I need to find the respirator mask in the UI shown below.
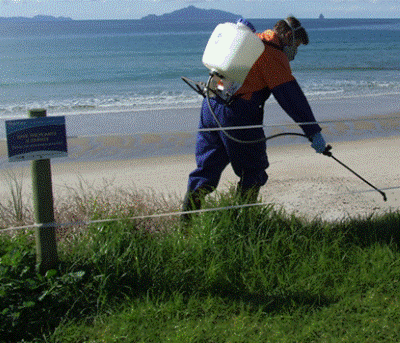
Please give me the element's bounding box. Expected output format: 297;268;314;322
283;45;297;61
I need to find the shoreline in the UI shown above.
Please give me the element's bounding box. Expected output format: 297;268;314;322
1;135;399;222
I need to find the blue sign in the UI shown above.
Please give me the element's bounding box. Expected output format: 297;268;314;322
6;116;68;162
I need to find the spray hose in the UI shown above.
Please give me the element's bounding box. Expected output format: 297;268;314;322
182;74;388;201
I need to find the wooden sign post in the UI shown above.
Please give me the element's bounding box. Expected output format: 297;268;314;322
31;110;59;274
5;109;68;274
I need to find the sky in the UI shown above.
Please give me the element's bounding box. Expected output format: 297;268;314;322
0;0;399;20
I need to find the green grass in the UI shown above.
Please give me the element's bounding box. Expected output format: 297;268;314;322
1;188;400;342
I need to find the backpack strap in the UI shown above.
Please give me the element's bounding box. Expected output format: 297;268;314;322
262;40;283;51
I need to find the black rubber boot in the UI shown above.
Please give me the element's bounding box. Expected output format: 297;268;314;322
180;190;204;223
235;184;261;204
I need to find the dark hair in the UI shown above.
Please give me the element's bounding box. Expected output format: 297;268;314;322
274;16;309;45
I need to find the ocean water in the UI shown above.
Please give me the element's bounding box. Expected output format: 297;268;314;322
0;18;399;119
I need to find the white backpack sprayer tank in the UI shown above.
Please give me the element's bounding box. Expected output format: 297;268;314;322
202;18;265;100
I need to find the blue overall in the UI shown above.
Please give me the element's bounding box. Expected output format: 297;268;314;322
187;89;271;194
186;80;322;195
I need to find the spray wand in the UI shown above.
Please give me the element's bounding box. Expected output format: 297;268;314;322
322;145;387;202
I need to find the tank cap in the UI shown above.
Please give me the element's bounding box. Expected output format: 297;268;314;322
237;18;256;33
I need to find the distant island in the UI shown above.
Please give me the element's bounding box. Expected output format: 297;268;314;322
140;6;240;23
0;15;73;22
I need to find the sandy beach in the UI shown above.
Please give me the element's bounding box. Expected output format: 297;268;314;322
1;134;399;222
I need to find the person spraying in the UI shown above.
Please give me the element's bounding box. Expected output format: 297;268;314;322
182;16;328;221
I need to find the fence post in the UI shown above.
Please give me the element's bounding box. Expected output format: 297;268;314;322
29;109;58;274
